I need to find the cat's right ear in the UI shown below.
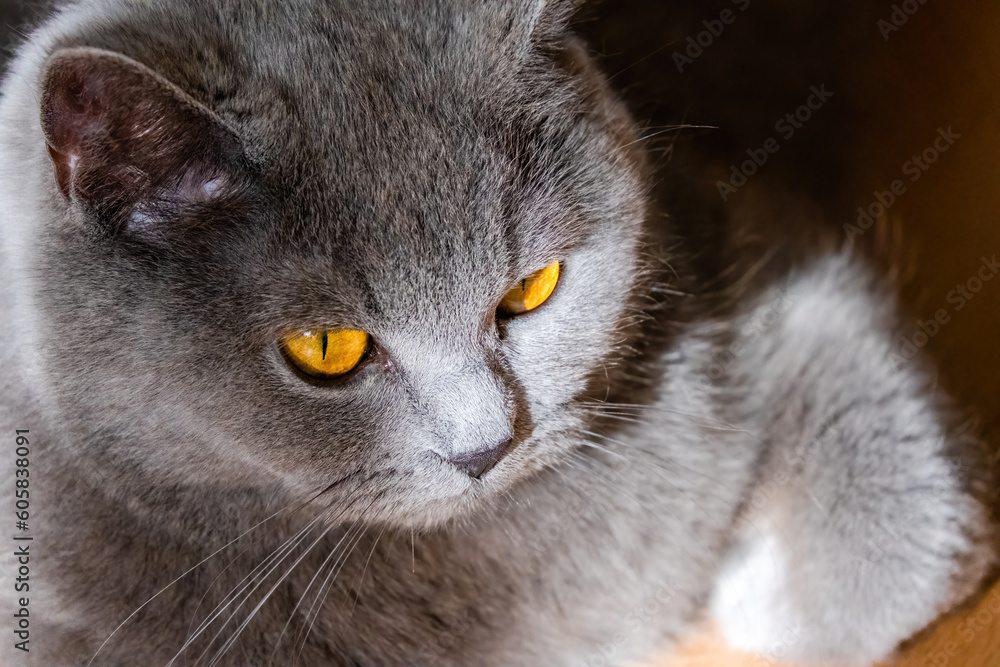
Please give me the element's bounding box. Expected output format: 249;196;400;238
526;0;581;39
497;0;581;49
39;47;247;240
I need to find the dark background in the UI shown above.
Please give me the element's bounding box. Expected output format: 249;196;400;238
3;2;998;664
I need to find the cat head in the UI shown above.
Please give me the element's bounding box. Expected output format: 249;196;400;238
27;0;652;529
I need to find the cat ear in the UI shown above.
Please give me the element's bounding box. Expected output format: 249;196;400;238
39;47;245;238
528;0;580;34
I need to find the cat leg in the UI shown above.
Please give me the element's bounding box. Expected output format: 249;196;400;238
710;254;996;665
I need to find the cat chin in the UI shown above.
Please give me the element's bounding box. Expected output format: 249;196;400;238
326;488;499;532
336;457;558;531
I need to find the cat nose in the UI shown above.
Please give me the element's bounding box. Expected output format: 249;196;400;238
447;437;515;478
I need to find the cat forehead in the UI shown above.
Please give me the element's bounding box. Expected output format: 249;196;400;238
63;1;590;231
265;123;584;259
68;0;559;104
215;5;594;274
237;10;577;194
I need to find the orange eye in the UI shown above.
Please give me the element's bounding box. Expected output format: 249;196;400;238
281;329;370;379
497;262;560;317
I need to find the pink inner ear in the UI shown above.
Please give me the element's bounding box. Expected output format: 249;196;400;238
41;55;112;198
46;145;79;198
38;48;245;236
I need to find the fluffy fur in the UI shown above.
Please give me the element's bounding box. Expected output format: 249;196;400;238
0;1;994;665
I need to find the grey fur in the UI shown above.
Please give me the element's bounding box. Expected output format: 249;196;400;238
0;1;994;665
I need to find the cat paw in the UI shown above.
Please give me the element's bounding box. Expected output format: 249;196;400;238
710;534;812;663
710;507;995;666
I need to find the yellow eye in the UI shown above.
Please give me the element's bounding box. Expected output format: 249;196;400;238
498;262;560;317
281;329;370;379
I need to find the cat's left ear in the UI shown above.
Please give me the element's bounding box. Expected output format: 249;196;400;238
39;47;247;239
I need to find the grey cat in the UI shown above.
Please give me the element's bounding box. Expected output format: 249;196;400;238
0;1;995;666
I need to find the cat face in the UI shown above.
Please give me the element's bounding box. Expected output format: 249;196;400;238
31;0;649;528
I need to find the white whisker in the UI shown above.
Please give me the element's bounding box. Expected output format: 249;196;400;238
172;513;327;666
87;501;301;667
293;523;371;664
205;522;337;666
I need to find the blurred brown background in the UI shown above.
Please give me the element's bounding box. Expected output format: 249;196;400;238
3;1;998;665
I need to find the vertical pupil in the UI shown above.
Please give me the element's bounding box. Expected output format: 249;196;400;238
322;331;328;360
